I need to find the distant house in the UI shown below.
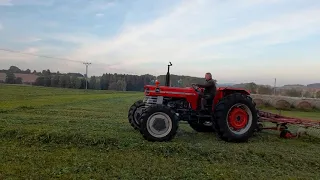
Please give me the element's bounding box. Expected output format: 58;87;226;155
0;72;38;84
14;73;38;84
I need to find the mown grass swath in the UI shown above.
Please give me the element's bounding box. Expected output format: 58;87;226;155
0;85;320;179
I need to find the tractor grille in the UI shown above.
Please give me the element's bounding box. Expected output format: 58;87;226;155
143;96;164;108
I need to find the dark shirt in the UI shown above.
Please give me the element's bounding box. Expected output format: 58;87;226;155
197;79;216;96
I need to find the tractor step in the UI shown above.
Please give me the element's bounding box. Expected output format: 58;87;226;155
197;114;212;118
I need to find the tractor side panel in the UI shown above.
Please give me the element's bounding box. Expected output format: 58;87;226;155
213;90;224;106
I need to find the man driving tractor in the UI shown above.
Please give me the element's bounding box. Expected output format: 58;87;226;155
193;72;217;111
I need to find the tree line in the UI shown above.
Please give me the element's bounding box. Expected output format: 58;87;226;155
1;66;207;91
1;66;320;98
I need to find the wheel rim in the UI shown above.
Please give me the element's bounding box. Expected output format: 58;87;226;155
134;106;143;125
226;103;252;135
146;112;172;138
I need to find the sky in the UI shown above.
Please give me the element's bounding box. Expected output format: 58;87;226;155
0;0;320;86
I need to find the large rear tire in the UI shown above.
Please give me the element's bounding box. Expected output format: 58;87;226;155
139;104;179;142
214;93;258;142
128;100;145;130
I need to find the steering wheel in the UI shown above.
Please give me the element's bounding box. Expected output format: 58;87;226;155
191;84;201;93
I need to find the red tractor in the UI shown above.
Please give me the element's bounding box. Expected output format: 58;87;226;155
128;62;258;142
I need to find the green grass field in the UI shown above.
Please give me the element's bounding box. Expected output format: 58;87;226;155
1;84;320;179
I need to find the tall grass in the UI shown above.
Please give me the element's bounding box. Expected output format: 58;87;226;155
1;85;320;179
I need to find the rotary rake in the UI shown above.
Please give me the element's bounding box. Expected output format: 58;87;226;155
257;110;320;139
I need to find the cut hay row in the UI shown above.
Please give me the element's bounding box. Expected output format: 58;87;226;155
250;94;320;110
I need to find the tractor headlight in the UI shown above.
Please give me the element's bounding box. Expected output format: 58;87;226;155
145;88;150;95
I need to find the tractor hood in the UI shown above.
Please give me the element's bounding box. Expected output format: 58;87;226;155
144;85;198;96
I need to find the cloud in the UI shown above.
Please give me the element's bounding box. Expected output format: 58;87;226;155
198;8;320;47
0;46;86;73
45;21;59;28
15;37;42;43
0;47;39;62
60;0;320;77
23;47;39;53
65;0;207;64
47;33;100;44
0;0;12;6
1;0;319;85
88;0;116;11
9;0;55;6
93;24;103;28
95;13;104;17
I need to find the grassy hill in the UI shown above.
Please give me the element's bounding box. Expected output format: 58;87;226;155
0;85;320;179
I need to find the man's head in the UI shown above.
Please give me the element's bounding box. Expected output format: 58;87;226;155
205;72;212;80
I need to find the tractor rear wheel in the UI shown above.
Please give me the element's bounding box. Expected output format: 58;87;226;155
214;93;258;142
139;104;179;142
128;100;145;130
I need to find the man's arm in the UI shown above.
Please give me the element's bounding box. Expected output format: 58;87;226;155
197;80;215;88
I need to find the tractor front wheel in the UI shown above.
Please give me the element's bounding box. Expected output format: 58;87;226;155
128;100;145;130
139;104;179;142
214;93;258;142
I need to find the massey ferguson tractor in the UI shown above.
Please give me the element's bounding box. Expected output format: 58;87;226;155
128;62;259;142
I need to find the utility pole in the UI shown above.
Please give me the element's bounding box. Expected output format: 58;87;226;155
83;62;92;90
274;78;277;95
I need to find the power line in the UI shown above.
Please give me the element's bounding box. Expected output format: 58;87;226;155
0;48;85;63
0;48;122;67
0;47;142;77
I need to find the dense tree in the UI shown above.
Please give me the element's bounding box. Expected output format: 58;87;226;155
51;75;60;87
34;76;45;86
59;75;71;88
9;66;21;73
99;74;109;90
108;82;118;90
15;77;23;84
69;76;77;89
43;69;51;87
67;73;84;77
75;78;83;89
80;79;88;89
89;76;97;89
316;91;320;98
95;79;101;90
257;85;273;95
117;80;127;91
5;71;16;84
244;82;258;94
24;69;31;74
